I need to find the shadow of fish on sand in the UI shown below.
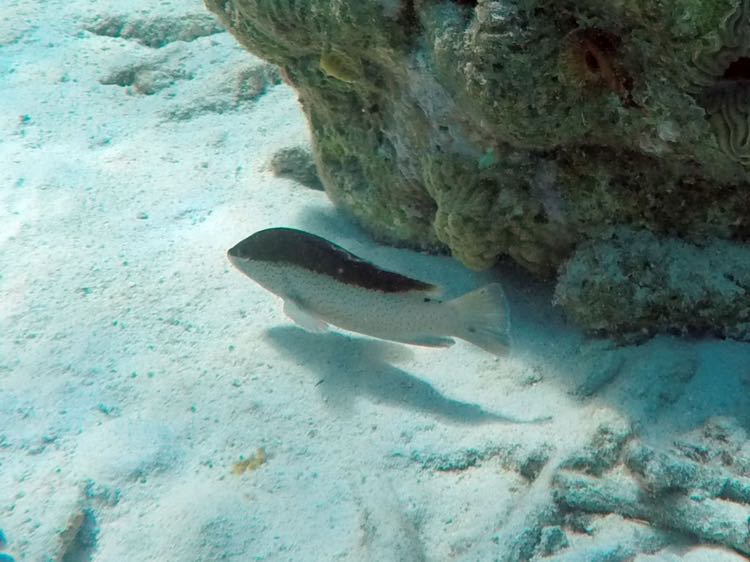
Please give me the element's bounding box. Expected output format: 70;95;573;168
265;326;550;425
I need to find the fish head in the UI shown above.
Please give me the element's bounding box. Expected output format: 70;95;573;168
228;228;300;261
227;233;267;279
227;237;253;266
227;229;301;291
228;228;322;278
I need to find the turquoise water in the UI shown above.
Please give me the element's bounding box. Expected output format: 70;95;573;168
1;1;750;561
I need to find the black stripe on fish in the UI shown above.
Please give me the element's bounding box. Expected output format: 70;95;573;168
228;227;437;293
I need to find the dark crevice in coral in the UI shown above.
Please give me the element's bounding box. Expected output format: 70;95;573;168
562;28;636;107
723;57;750;81
584;51;599;73
399;0;421;46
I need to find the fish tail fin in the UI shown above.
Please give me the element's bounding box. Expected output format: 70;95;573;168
446;283;511;356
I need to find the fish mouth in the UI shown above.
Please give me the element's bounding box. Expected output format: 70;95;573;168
227;249;245;267
227;245;245;271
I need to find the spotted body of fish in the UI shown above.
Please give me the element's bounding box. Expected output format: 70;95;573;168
227;228;511;355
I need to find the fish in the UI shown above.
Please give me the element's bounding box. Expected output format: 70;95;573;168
227;227;511;355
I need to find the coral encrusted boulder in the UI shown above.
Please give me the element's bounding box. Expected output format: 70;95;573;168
205;0;750;340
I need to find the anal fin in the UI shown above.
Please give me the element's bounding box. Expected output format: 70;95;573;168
395;335;455;348
283;299;329;333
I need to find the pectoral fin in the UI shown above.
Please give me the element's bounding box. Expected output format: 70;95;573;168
283;299;329;333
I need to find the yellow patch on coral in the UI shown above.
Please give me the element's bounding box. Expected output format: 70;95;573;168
232;447;267;475
319;53;361;83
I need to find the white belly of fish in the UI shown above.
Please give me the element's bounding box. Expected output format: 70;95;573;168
258;263;453;344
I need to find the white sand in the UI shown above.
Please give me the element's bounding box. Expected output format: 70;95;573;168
1;1;750;561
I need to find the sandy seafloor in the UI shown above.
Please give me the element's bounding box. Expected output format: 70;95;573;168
2;1;750;561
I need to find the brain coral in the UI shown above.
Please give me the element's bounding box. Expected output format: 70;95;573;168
206;0;750;340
